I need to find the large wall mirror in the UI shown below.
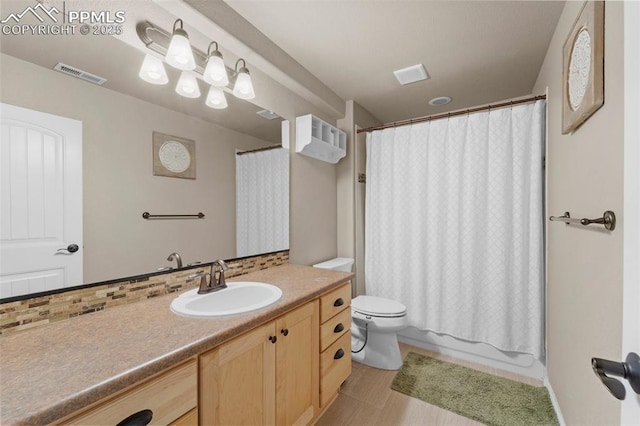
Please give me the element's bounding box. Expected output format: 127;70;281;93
0;1;289;298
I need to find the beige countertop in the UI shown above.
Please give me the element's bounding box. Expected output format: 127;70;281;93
0;264;353;425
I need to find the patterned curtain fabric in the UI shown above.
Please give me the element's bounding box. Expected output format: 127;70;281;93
236;148;289;257
365;100;545;357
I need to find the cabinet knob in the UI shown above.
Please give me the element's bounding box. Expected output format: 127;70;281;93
333;298;344;307
116;409;153;426
269;335;277;343
333;323;344;333
280;328;289;336
334;348;345;360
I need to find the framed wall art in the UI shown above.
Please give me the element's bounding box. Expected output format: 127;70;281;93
562;1;605;134
152;131;196;179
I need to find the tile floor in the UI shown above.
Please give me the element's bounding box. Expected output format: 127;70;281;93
316;342;542;425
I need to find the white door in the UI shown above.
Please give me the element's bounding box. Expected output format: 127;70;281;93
0;103;82;299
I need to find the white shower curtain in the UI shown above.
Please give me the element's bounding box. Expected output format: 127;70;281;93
365;100;545;357
236;148;289;258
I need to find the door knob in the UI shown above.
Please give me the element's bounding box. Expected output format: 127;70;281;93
591;352;640;400
57;244;79;253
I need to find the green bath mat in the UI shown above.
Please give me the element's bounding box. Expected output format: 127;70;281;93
391;352;559;426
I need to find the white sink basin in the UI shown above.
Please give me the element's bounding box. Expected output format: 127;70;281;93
170;282;283;318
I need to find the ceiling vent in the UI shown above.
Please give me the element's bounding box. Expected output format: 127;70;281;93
393;64;429;85
53;63;107;85
429;96;452;106
256;110;281;120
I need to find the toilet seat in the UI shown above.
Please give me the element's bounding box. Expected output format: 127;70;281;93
352;295;406;318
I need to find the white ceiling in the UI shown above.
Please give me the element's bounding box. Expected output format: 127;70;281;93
223;0;565;123
1;0;565;128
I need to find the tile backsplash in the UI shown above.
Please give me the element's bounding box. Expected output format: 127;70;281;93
0;251;289;336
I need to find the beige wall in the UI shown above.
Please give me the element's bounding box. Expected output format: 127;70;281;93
337;100;380;295
533;2;624;424
1;53;271;284
336;102;356;260
289;154;338;266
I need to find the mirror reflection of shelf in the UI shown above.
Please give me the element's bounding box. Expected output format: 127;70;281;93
296;114;346;164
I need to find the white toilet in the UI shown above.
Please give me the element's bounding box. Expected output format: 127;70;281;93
312;257;408;371
351;295;408;370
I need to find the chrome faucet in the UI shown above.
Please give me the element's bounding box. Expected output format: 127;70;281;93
212;259;230;290
167;252;183;269
192;272;213;294
192;260;230;294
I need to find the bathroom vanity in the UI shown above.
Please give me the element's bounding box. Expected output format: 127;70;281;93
0;264;353;425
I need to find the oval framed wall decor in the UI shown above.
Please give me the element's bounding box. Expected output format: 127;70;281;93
561;1;605;135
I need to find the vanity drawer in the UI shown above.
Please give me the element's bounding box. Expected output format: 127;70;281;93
61;360;197;426
320;283;351;323
320;308;351;352
320;332;351;407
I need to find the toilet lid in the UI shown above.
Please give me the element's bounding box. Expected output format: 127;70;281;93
352;295;407;317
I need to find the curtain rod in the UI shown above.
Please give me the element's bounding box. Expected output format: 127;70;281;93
357;94;547;134
236;145;282;155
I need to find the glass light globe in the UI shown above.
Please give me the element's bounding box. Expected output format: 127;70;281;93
165;31;196;71
204;54;229;87
138;54;168;85
175;72;201;98
206;86;228;109
233;71;255;100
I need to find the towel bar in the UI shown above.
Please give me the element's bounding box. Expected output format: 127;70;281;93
142;212;205;219
548;210;616;231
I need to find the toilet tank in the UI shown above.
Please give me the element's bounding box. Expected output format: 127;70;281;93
312;257;354;272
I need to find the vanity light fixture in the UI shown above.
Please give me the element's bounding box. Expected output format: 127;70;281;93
232;59;255;100
165;19;196;71
136;20;258;108
139;54;168;85
203;42;229;87
175;71;201;98
206;86;228;109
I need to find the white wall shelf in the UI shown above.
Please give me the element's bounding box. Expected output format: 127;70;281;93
295;114;346;164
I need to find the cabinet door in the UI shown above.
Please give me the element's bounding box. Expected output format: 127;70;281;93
199;323;276;425
275;301;319;425
60;360;197;425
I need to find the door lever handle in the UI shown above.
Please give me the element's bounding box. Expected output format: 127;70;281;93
591;352;640;400
57;244;79;253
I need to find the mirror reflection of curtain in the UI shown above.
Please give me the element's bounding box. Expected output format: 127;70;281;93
236;148;289;257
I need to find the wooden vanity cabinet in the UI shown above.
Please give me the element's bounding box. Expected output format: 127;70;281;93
318;282;352;408
54;281;351;426
199;301;319;425
57;359;197;426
